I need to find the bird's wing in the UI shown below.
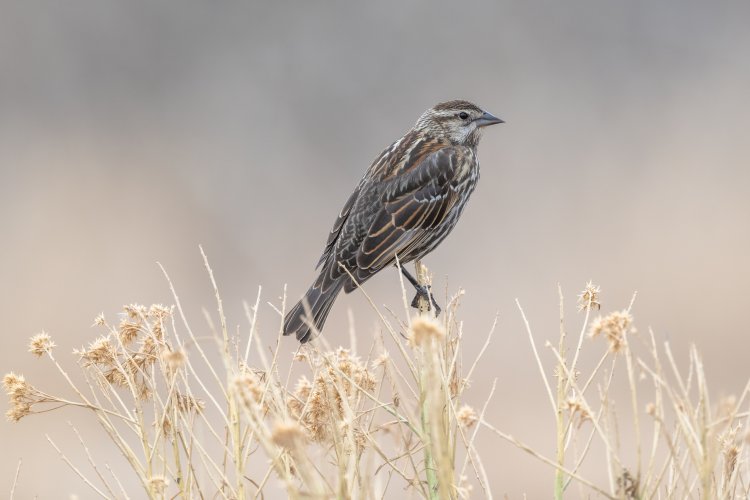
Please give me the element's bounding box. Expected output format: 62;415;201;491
355;146;468;272
316;184;360;269
313;133;420;270
314;132;443;271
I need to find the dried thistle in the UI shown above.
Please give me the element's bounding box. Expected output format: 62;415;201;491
287;376;312;419
457;405;478;428
117;319;141;345
76;336;118;367
123;304;147;319
408;316;446;347
332;347;377;394
175;393;205;414
589;310;634;353
271;421;306;450
234;371;263;408
577;281;601;312
148;304;172;320
148;475;169;496
3;372;50;422
289;349;375;447
565;396;591;428
28;332;55;358
372;351;389;369
92;313;106;326
720;425;742;482
161;349;186;374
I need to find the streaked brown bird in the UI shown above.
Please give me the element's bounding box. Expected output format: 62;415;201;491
284;100;503;342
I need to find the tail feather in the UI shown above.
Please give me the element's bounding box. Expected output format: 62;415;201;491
283;281;343;343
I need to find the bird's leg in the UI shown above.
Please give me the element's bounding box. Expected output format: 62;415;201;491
400;266;441;316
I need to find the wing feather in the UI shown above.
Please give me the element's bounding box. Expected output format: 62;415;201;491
316;185;360;269
355;147;466;271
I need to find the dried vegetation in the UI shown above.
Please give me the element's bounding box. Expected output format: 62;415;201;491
4;254;749;499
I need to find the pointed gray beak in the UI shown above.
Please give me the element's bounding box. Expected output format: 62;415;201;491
475;111;504;127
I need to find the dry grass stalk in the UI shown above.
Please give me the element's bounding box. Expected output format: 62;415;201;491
4;254;491;499
504;282;750;499
4;258;749;499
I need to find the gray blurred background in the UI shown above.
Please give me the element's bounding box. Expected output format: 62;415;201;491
2;0;749;497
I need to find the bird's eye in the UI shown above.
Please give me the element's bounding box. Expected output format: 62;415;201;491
458;112;469;120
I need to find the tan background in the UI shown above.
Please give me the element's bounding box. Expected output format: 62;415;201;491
2;1;749;497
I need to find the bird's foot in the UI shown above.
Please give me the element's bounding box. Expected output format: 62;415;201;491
410;285;441;316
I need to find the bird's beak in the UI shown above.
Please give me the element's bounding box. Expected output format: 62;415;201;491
475;111;504;127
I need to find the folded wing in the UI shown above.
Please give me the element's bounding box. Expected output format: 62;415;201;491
350;147;467;287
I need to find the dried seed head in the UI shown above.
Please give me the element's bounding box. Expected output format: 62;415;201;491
3;373;30;401
336;419;367;452
456;405;478;428
331;348;376;393
161;350;186;373
92;313;106;327
720;425;742;481
148;304;172;320
294;375;312;398
372;352;389;369
6;402;32;422
124;304;147;319
118;319;141;345
723;443;739;480
565;397;591;428
408;316;446;347
645;402;656;417
175;393;205;414
77;336;117;367
149;321;164;341
289;349;376;445
158;416;172;434
4;373;42;422
271;421;306;450
577;281;601;312
288;376;312;418
148;476;169;495
234;372;263;407
137;384;153;401
28;332;55;357
589;310;634;353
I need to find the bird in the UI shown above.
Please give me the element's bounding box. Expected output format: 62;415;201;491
283;100;503;342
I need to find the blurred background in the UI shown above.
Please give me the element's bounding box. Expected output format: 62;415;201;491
2;0;749;497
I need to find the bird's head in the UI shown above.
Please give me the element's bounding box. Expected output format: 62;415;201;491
415;100;504;147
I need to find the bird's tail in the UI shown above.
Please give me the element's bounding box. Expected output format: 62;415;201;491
283;281;344;343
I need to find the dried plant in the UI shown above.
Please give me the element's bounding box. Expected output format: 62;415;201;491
488;282;750;499
4;251;494;499
5;259;749;499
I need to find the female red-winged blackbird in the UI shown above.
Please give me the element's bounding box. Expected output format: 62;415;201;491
284;100;503;342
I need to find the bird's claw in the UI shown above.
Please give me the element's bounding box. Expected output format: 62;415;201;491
410;285;441;316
